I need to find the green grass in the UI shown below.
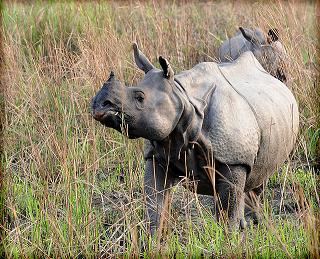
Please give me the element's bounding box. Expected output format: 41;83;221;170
2;1;319;257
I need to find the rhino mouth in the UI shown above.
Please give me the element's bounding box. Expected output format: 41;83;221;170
93;108;139;139
97;109;122;127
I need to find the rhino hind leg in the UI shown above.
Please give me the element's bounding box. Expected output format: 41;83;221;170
245;184;263;225
215;164;247;230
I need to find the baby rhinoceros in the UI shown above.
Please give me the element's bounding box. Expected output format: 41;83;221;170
219;27;287;82
91;43;299;235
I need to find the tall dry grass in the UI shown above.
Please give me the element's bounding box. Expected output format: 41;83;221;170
2;1;319;257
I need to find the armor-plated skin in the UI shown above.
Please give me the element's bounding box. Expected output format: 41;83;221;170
91;44;299;235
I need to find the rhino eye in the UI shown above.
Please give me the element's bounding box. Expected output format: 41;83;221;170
135;92;145;103
134;91;145;109
102;100;112;107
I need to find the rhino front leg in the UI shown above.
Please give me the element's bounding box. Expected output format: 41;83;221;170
215;164;247;230
144;158;173;236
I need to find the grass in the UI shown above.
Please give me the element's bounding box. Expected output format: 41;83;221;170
2;0;319;257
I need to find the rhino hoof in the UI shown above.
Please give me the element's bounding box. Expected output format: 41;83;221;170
240;218;247;230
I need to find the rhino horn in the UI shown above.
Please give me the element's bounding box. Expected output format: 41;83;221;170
132;43;155;74
159;56;174;80
239;26;261;46
108;71;115;81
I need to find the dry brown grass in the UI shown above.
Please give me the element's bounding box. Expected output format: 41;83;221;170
2;1;319;257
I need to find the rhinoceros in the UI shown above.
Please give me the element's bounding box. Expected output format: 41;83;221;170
219;27;287;82
91;43;299;234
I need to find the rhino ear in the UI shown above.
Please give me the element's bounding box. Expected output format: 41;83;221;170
159;56;174;80
268;28;279;42
239;27;261;46
132;43;154;73
107;71;115;81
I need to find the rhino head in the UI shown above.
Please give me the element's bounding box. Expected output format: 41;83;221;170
90;71;130;134
239;27;287;82
91;43;198;144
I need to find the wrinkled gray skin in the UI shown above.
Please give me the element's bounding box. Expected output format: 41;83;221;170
91;44;299;235
219;27;287;82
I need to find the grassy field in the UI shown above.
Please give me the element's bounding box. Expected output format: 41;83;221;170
2;1;320;257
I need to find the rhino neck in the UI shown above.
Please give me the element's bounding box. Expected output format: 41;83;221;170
152;79;210;161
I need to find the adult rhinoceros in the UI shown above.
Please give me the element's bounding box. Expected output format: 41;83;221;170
219;27;287;82
91;43;299;235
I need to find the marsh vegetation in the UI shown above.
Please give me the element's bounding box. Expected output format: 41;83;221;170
2;1;319;257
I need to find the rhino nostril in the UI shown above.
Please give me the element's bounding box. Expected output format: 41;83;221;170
93;110;105;120
102;100;113;107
